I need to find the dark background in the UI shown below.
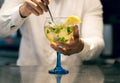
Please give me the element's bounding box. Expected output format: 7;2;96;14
101;0;120;58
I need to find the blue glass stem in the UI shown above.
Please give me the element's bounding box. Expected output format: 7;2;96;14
56;52;62;67
56;75;62;83
48;52;69;74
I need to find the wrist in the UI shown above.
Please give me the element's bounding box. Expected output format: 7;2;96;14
78;39;84;52
19;4;31;18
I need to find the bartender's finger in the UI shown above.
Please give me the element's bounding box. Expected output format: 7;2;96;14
41;0;50;5
26;5;39;15
73;25;79;40
26;0;43;15
57;42;70;48
50;44;66;53
34;0;48;12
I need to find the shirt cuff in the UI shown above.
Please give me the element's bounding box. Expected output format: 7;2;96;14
10;4;26;30
71;38;93;61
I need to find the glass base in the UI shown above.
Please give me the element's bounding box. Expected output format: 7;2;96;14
48;67;69;74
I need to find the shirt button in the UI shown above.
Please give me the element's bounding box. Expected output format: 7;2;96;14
10;25;16;29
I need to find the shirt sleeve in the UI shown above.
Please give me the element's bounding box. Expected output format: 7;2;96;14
0;0;26;37
72;0;105;60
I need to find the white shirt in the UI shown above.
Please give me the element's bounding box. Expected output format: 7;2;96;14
0;0;104;68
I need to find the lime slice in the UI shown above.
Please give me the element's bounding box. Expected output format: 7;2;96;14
65;15;82;25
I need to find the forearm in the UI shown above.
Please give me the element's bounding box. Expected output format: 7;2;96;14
0;4;26;37
75;0;105;60
77;37;104;60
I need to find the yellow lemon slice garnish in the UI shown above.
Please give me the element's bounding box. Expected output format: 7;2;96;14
65;15;82;25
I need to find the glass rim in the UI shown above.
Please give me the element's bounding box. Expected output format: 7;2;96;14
46;17;68;19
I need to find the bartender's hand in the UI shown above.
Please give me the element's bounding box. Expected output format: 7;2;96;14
51;25;84;56
19;0;49;17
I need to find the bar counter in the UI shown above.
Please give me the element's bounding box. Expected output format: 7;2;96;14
0;64;120;83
